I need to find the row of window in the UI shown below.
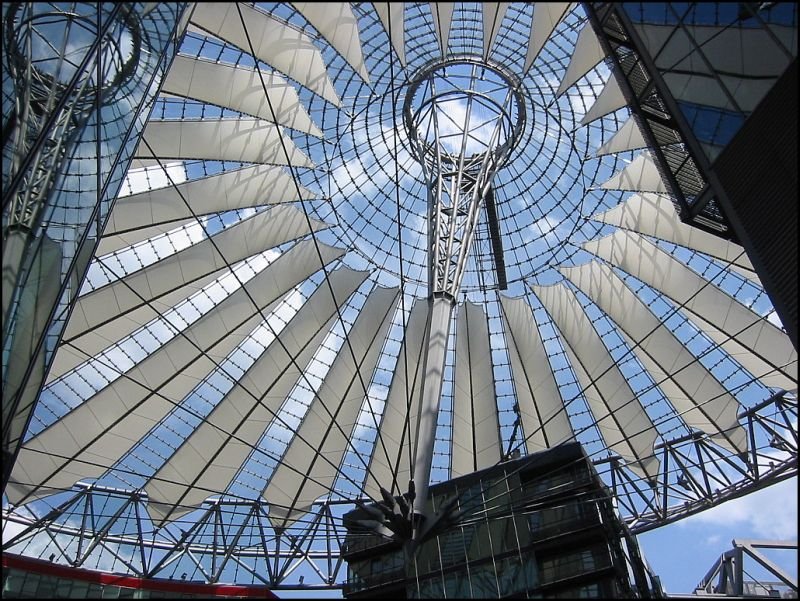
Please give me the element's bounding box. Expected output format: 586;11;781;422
2;568;254;599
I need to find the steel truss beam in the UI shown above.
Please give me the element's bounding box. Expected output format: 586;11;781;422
598;391;798;533
3;393;796;588
583;3;736;240
694;539;798;597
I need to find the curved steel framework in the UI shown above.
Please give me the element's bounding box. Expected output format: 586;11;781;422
3;391;795;588
2;1;797;592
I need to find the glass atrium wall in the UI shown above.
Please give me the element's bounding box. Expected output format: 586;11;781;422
2;2;189;487
620;2;797;162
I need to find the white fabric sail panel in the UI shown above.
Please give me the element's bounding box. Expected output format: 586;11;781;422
581;74;626;125
10;308;268;506
532;282;661;483
65;206;328;342
499;295;574;453
363;298;429;500
595;116;647;156
556;22;605;96
600;152;668;194
524;2;572;72
482;3;509;59
97;219;198;257
163;55;322;137
267;286;400;529
561;261;748;455
103;165;315;240
430;3;454;57
451;301;502;478
135;119;314;168
146;268;369;524
583;231;797;389
373;2;406;66
292;3;370;83
7;240;346;506
189;3;340;106
590;192;757;282
47;270;225;385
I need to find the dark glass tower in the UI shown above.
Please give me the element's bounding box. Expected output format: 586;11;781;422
342;442;662;598
584;2;798;349
1;2;189;490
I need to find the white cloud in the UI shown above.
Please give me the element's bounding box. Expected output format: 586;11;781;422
679;477;798;540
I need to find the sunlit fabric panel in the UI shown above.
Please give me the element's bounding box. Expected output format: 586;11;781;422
482;3;509;59
363;298;429;500
430;2;454;57
595;116;648;156
589;192;758;282
561;261;748;455
62;206;329;356
451;301;502;478
162;55;322;137
499;295;574;453
188;2;340;106
145;268;370;524
48;270;223;385
533;282;661;483
99;165;316;254
557;21;604;95
7;241;346;506
134;119;314;167
581;74;626;125
266;286;400;529
292;2;370;83
601;152;669;194
524;2;572;72
583;230;797;390
373;2;406;66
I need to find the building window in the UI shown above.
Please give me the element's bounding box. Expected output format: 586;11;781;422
540;543;611;585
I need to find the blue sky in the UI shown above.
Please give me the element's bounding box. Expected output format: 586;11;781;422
639;476;798;595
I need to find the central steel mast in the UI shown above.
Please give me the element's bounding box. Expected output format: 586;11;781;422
403;56;525;526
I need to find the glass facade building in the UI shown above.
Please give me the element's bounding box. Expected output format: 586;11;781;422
584;2;798;347
2;553;277;598
342;442;662;598
1;2;189;488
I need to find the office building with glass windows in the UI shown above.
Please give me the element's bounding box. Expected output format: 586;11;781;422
342;442;662;598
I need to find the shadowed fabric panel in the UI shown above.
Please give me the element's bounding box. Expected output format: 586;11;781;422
499;295;574;454
266;286;400;529
189;2;340;105
363;299;429;500
583;230;797;389
561;260;748;455
163;54;321;136
50;206;329;383
6;241;345;505
451;301;502;478
590;192;757;283
145;268;369;525
135;119;314;168
533;282;661;483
